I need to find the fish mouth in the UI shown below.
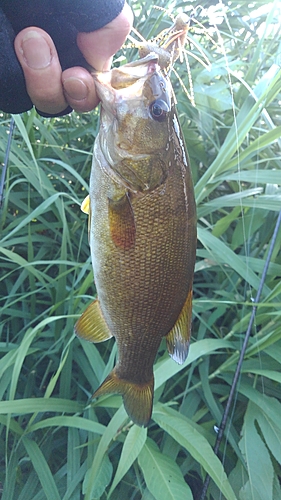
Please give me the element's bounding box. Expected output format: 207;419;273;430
94;53;160;87
93;52;172;170
93;53;161;106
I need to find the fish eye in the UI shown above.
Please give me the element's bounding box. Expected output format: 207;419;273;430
149;99;169;122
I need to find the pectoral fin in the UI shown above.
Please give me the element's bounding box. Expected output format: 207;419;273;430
74;299;112;343
108;193;136;250
81;195;90;214
166;290;193;364
81;195;91;239
93;368;154;427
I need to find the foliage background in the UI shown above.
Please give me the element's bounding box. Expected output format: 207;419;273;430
0;0;281;499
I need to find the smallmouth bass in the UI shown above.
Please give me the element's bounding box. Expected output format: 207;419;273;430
75;50;197;427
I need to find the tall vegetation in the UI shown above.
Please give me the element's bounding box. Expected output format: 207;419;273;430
0;0;280;498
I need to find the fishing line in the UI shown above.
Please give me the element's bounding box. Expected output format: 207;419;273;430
0;116;15;208
195;4;281;498
200;207;281;500
215;3;252;484
202;5;260;493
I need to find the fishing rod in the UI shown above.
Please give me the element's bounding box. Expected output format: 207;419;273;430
200;207;281;500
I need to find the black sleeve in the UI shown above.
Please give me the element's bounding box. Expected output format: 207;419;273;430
0;0;125;115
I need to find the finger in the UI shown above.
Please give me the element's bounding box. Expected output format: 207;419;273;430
62;66;99;113
77;2;134;71
63;2;134;112
14;27;68;115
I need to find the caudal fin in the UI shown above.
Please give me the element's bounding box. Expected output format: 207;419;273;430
93;369;154;427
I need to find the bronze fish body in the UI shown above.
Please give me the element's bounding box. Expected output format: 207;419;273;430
75;53;197;426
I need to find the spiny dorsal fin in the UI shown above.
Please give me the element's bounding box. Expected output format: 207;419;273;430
75;299;112;343
166;289;193;364
93;369;154;427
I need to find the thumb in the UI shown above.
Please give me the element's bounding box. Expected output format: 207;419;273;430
77;2;133;71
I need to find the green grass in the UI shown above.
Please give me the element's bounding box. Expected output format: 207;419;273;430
1;0;281;498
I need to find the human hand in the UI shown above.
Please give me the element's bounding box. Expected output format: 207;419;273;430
0;1;133;116
13;3;133;115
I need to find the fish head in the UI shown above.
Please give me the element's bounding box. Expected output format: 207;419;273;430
93;54;173;191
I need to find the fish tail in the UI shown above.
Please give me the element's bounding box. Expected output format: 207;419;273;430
93;369;154;427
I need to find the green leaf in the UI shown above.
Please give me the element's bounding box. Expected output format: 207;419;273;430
0;397;83;414
28;416;105;435
22;437;61;500
239;402;274;500
138;438;193;500
238;384;281;434
0;192;77;243
83;406;128;500
228;459;248;498
255;407;281;465
153;405;237;500
1;4;281;498
197;227;269;293
109;425;147;495
0;415;23;435
200;194;281;214
272;473;281;500
83;454;113;500
195;64;281;203
67;427;81;499
215;169;281;186
242;369;281;384
217;126;281;172
154;338;235;390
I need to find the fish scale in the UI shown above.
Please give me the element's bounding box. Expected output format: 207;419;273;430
75;52;196;426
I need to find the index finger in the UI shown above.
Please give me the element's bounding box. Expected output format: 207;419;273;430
77;2;133;71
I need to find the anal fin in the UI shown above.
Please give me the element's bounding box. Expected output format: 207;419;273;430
93;368;154;427
166;289;193;364
74;299;112;343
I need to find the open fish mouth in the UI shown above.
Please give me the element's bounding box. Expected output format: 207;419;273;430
93;53;160;89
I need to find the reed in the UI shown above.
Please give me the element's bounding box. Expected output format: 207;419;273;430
0;1;280;498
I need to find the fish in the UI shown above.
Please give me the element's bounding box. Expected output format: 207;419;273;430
75;35;197;427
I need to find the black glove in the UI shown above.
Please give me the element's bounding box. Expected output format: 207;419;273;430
0;0;125;115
